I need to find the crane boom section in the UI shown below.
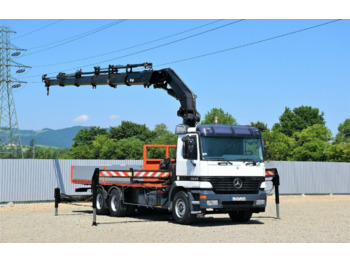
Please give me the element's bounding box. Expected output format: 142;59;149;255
42;63;200;127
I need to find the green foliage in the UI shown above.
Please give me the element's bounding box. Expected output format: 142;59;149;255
22;145;69;159
324;142;350;162
0;145;23;159
72;126;108;147
152;124;177;145
113;137;144;159
200;108;237;125
250;121;268;132
34;147;69;159
262;129;295;160
272;106;325;136
70;144;94;159
335;118;350;143
3;106;348;162
147;124;177;159
67;122;176;160
294;124;332;144
109;121;156;142
290;124;332;161
70;127;108;158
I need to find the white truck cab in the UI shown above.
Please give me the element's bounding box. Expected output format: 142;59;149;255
169;124;267;224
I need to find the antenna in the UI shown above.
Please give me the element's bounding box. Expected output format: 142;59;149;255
0;26;31;158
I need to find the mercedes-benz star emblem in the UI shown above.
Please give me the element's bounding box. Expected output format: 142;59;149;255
233;178;243;189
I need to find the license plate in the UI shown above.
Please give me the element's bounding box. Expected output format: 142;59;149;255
232;197;246;201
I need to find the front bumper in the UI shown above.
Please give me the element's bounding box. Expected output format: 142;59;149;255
193;190;267;213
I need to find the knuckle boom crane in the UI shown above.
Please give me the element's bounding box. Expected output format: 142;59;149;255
44;62;279;225
42;62;200;127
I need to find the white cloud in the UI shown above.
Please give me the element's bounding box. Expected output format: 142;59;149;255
73;114;89;123
109;115;120;121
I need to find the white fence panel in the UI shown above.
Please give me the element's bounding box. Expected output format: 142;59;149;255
0;159;142;202
265;161;350;194
1;160;349;202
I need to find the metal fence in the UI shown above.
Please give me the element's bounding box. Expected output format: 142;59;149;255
0;159;143;202
0;159;349;202
265;161;350;194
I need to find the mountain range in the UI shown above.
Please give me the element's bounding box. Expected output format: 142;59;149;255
20;126;87;148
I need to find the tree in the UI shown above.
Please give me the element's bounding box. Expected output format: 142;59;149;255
70;144;95;159
152;123;177;144
250;121;268;132
324;142;350;162
200;108;237;125
72;127;108;147
70;127;108;159
262;129;295;161
335;118;350;143
154;123;169;137
112;137;144;159
291;124;332;161
272;106;325;136
109;121;155;142
91;135;111;159
148;123;177;159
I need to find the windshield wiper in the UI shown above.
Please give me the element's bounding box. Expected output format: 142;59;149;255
218;160;233;165
236;158;257;166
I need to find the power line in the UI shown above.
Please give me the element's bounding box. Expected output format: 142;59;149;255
23;19;342;81
12;20;63;40
34;19;225;68
154;19;343;68
23;19;244;79
49;19;245;74
22;20;127;57
27;20;127;50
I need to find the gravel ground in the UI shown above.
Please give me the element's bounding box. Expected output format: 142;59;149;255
0;195;349;243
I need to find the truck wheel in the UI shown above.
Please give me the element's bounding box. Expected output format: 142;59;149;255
96;187;109;215
108;188;127;217
172;191;196;225
228;210;252;223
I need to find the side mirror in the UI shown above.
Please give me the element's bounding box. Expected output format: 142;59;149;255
182;135;197;159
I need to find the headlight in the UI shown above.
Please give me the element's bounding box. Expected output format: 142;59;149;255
260;181;266;189
256;199;265;205
207;200;218;206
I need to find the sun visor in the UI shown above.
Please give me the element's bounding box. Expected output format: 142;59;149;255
196;124;261;138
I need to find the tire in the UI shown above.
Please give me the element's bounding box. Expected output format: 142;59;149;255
96;187;109;215
228;210;252;223
108;188;127;217
172;191;196;225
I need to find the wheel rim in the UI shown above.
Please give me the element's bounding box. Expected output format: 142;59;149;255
175;199;186;218
96;193;103;210
111;195;118;212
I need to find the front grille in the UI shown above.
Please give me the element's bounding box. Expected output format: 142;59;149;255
201;176;264;194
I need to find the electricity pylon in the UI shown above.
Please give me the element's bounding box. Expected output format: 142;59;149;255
0;26;31;158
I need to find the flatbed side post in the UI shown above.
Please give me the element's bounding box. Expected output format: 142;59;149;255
92;168;100;226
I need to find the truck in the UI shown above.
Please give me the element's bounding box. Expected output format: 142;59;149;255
43;63;278;224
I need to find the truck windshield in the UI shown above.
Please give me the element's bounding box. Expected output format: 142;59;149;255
200;137;263;162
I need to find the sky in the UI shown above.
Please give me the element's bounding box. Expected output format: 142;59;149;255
1;1;349;258
1;7;349;138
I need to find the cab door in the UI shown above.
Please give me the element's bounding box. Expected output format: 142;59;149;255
176;134;200;177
